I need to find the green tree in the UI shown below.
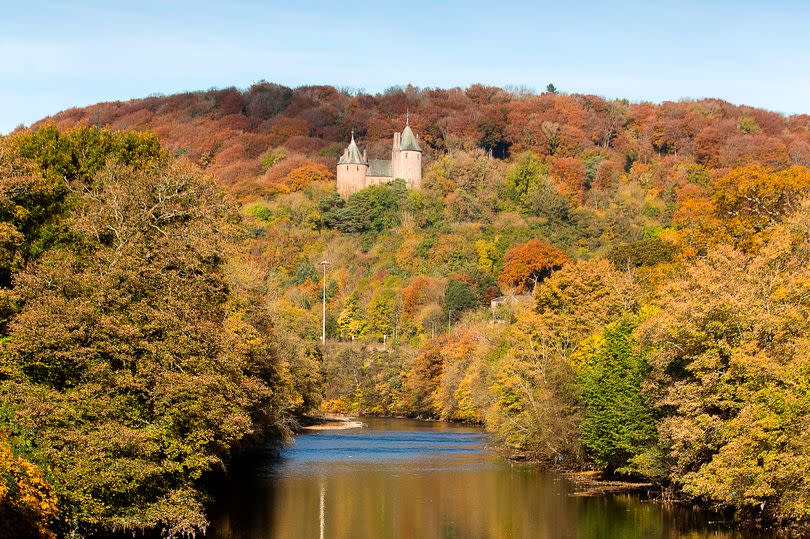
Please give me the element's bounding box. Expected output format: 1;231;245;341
582;153;605;190
292;261;318;285
526;176;572;223
488;310;582;464
8;124;164;185
260;148;287;170
499;152;549;210
737;116;761;134
606;237;676;268
576;320;658;475
323;180;407;233
444;279;479;320
404;190;445;229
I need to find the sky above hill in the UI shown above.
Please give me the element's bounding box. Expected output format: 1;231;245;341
3;0;810;133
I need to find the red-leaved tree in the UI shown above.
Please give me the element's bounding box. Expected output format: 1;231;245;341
497;239;568;293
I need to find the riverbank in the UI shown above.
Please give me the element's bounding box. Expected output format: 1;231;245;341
564;470;654;497
298;413;364;431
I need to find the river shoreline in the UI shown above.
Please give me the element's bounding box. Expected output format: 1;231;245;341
299;413;364;430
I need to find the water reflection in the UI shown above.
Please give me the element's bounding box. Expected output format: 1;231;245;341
208;418;757;539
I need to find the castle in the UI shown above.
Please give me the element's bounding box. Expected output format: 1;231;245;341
336;117;422;198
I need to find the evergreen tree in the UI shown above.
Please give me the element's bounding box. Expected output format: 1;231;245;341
444;279;479;319
577;320;657;474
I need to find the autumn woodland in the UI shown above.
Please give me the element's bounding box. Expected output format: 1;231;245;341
1;82;809;536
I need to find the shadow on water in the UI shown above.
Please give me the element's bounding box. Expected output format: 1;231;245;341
206;418;767;539
205;445;283;539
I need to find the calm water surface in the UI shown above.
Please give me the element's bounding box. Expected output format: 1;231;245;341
208;418;758;539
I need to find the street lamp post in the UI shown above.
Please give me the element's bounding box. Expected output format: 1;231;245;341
319;260;329;344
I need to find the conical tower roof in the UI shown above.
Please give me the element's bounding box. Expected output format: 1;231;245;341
400;114;422;152
338;131;368;165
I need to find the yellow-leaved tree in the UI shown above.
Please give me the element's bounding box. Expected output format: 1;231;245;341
640;196;810;524
0;431;58;538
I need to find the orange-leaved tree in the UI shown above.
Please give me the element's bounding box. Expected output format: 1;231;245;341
497;239;568;293
712;165;810;251
286;163;334;192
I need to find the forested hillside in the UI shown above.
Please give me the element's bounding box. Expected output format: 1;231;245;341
2;83;810;535
36;82;810;199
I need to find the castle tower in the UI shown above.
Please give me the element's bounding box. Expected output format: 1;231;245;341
395;113;422;189
336;131;368;199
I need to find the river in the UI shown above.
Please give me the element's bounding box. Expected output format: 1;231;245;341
207;418;760;538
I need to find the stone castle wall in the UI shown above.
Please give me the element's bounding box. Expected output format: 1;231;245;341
336;163;367;199
391;132;402;179
399;150;422;189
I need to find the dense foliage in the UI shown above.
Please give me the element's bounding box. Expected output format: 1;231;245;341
3;82;810;534
35;83;810;201
577;319;657;474
0;128;306;536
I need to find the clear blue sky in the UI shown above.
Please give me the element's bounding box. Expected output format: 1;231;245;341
3;0;810;133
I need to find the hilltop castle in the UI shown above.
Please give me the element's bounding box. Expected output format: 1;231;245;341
336;117;422;198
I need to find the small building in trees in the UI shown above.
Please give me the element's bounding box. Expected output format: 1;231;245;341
336;116;422;198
